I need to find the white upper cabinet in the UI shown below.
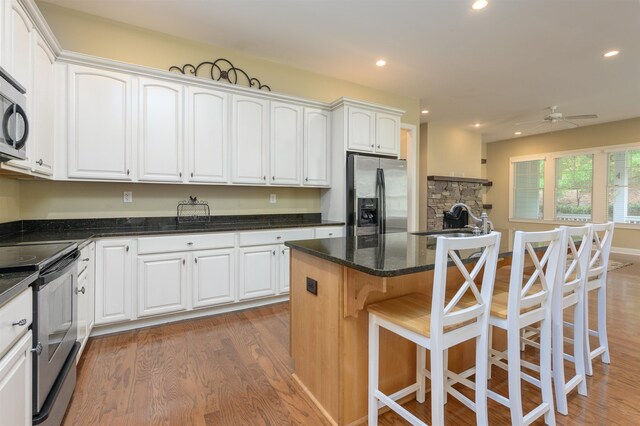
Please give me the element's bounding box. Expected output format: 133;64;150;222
231;95;269;184
187;87;229;183
270;101;302;185
31;33;55;176
4;0;33;171
67;65;133;180
303;108;330;187
138;78;184;182
347;107;376;152
375;112;400;155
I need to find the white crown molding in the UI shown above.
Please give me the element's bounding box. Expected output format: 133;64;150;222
329;97;405;115
20;0;62;55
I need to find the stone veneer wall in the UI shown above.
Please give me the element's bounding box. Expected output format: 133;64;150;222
427;180;484;230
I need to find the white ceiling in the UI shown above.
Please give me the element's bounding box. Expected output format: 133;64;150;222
43;0;640;142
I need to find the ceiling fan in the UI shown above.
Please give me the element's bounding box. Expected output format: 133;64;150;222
517;106;598;129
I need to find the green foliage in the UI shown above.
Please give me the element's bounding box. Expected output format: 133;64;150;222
556;155;592;207
557;204;592;215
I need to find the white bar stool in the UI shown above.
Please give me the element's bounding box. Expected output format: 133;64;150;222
550;225;591;414
486;230;562;426
583;222;615;375
367;232;501;425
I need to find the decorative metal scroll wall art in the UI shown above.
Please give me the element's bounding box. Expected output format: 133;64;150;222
169;58;271;91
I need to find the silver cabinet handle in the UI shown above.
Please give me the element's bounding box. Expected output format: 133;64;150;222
276;236;281;240
179;172;183;178
32;342;43;355
36;159;43;166
187;242;193;246
305;177;309;182
82;257;90;262
182;259;186;265
12;319;27;326
75;287;85;295
126;245;130;252
370;144;374;148
282;249;285;255
263;176;266;180
195;258;198;264
190;172;194;178
329;233;333;236
272;250;276;255
377;145;380;148
126;169;130;176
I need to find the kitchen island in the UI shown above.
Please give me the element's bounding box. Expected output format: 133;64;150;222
286;231;513;426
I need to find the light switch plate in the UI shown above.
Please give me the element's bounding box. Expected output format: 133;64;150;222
123;192;133;203
270;194;276;204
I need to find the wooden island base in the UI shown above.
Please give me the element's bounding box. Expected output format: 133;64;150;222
290;249;508;426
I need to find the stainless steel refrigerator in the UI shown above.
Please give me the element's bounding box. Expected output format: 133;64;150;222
347;154;408;235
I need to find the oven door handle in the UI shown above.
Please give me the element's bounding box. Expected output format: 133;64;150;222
39;250;80;284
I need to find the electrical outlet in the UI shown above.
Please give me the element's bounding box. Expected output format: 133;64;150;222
123;192;133;203
270;194;277;204
306;277;318;295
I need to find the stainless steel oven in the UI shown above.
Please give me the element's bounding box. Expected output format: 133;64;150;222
32;249;80;418
0;66;28;162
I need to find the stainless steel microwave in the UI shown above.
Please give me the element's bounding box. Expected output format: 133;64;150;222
0;66;28;162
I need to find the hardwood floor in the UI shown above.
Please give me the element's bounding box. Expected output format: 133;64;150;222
64;258;640;425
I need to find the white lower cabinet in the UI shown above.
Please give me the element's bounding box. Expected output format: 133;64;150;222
191;249;235;308
76;268;88;351
0;332;32;426
137;252;188;317
95;239;134;325
238;245;278;300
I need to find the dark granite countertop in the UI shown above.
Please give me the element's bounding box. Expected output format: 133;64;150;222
286;228;521;277
0;271;37;308
0;214;344;247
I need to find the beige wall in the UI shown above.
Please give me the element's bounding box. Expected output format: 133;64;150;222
18;180;320;220
486;117;640;250
426;123;482;178
0;177;20;223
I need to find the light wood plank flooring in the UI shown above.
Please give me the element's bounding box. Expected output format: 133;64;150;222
63;257;640;425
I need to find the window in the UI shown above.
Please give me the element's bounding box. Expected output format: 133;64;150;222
608;149;640;224
555;154;593;221
512;159;544;219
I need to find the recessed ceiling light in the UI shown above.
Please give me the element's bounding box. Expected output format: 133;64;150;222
474;123;481;127
421;110;429;114
515;131;522;135
603;50;619;58
472;0;488;10
376;59;386;67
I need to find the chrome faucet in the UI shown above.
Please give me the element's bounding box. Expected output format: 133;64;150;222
449;203;493;235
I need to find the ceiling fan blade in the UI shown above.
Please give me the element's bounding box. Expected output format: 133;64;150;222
561;119;579;128
564;114;598;120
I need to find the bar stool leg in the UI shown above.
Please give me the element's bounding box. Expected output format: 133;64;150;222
583;294;594;377
416;346;426;403
443;349;449;404
487;326;493;380
507;326;524;424
368;315;380;426
475;333;489;425
574;298;588;396
430;349;446;425
597;286;611;364
552;309;569;415
540;316;556;425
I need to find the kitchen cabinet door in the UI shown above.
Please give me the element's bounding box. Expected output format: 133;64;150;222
0;332;32;426
375;112;400;156
187;87;229;183
31;33;55;176
231;95;269;184
137;252;188;317
68;65;133;180
238;245;277;300
303;108;330;186
4;0;33;172
270;101;302;185
95;239;134;325
138;78;184;182
347;107;375;153
192;249;235;309
278;245;291;294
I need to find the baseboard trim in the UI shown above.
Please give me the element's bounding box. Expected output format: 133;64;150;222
291;373;339;426
90;294;289;337
611;246;640;257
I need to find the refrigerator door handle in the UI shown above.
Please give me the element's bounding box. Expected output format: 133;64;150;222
377;168;387;233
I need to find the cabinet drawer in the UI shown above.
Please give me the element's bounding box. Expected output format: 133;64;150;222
138;233;235;254
238;228;314;247
314;226;345;239
0;289;32;359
